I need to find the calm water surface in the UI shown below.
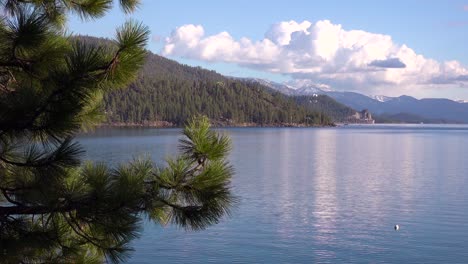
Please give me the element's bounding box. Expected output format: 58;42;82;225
78;125;468;263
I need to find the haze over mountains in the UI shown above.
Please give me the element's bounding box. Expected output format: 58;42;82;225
254;79;468;123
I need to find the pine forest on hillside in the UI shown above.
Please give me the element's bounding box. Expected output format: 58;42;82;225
103;52;333;126
294;95;358;122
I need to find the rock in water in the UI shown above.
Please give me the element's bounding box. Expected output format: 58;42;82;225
394;225;400;231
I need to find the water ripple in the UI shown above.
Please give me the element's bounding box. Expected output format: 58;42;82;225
78;125;468;263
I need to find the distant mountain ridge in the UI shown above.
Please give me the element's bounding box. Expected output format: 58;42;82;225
372;95;394;102
232;77;366;122
250;79;468;123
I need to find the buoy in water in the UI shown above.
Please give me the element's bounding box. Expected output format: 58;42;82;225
394;225;400;231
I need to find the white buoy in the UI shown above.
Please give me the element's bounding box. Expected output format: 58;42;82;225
394;224;400;231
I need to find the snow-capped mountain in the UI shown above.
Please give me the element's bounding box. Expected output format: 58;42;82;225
239;78;328;96
295;86;323;95
372;95;394;102
242;77;468;123
284;80;332;95
234;78;297;95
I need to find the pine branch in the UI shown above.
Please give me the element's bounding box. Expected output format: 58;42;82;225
0;188;24;206
0;203;77;215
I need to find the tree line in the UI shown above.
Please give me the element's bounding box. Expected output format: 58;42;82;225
100;49;333;126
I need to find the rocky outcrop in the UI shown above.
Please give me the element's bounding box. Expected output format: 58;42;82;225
348;109;375;124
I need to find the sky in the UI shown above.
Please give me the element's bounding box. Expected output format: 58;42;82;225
68;0;468;100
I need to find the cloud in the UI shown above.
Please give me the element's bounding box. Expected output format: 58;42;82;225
369;58;406;68
162;20;468;94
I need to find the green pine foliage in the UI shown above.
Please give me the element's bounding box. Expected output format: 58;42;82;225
0;1;235;263
99;49;333;126
294;95;357;122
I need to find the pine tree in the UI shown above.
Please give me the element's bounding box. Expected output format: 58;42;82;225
0;1;235;262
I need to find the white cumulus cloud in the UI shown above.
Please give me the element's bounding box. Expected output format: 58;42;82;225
162;20;468;95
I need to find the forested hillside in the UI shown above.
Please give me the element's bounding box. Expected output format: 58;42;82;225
294;95;358;122
103;51;333;126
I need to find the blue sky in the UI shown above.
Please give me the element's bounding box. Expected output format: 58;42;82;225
69;0;468;99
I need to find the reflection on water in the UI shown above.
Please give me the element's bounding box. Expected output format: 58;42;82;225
311;130;338;259
78;125;468;263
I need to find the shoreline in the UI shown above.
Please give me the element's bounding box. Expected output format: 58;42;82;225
99;121;336;129
98;122;466;129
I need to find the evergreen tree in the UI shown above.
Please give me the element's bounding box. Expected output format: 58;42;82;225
0;1;235;262
100;50;334;127
294;95;357;122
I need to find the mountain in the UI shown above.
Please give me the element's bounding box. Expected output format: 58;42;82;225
377;97;468;122
295;86;323;95
249;79;325;96
336;92;468;123
236;79;374;123
323;91;382;111
102;51;333;127
260;78;468;124
322;93;468;123
233;78;297;96
372;95;394;102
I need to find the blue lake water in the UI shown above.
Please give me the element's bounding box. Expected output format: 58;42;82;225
78;124;468;263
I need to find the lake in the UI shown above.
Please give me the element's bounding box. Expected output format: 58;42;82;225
78;124;468;263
